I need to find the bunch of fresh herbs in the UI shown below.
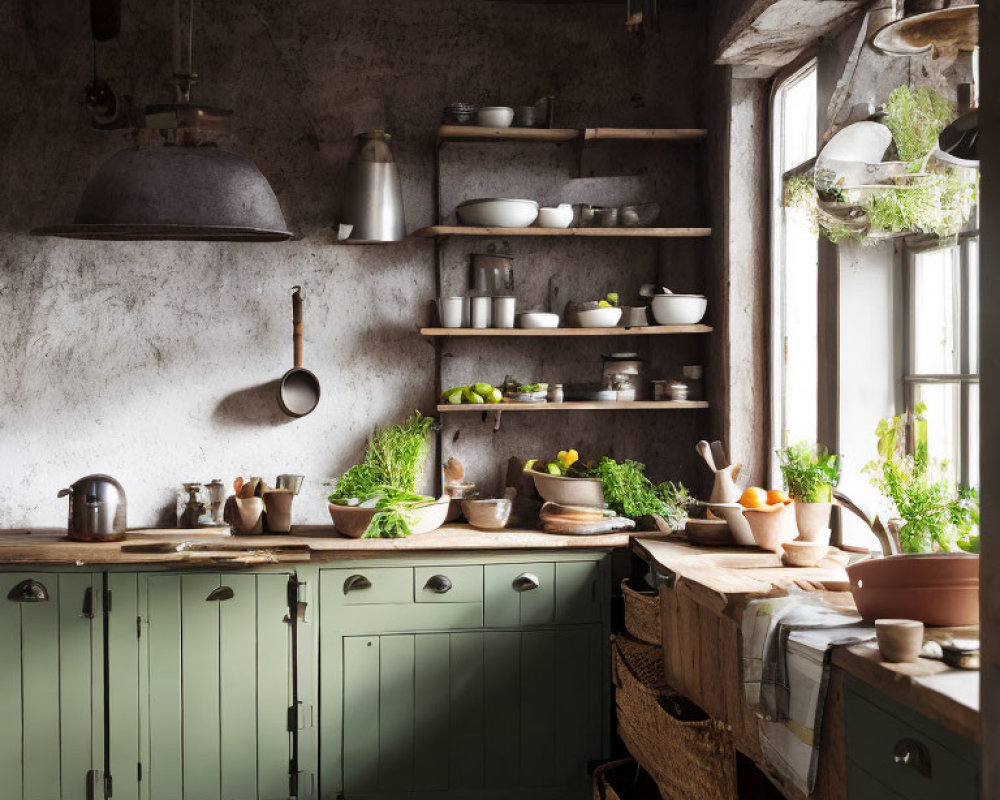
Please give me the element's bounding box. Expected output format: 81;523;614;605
776;442;841;503
881;86;954;162
578;456;691;527
864;404;979;553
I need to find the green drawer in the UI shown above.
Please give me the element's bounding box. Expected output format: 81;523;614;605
329;567;413;605
484;563;555;627
555;561;601;624
414;566;483;604
844;678;978;800
847;761;908;800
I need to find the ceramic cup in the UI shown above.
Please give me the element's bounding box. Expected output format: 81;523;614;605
276;474;304;494
263;489;294;533
743;502;798;553
795;501;833;540
437;296;468;328
492;296;516;328
621;306;649;327
226;496;264;535
470;296;492;328
875;619;924;663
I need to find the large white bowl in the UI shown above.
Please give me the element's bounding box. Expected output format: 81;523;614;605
650;294;707;325
328;497;450;538
475;107;514;127
576;306;623;328
517;311;559;329
530;472;605;506
457;198;538;228
536;204;574;228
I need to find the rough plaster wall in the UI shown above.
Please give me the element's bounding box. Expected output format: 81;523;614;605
0;0;709;526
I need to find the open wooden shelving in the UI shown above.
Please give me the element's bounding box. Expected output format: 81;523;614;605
438;125;708;143
420;325;712;337
437;401;709;413
413;225;712;238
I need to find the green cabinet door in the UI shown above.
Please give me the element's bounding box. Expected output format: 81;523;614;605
340;628;602;799
121;572;295;800
0;572;103;800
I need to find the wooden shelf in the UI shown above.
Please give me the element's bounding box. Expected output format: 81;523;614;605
421;324;712;337
412;226;712;239
437;401;709;412
438;125;708;143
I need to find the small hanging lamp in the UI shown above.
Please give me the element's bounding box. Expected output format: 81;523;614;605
336;131;406;244
32;0;293;242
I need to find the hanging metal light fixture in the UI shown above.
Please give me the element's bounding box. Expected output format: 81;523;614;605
32;0;293;242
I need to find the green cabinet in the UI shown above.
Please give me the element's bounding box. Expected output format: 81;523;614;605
0;571;103;800
107;571;297;800
316;553;610;800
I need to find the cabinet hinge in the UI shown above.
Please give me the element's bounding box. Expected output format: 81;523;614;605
104;772;113;798
136;615;142;639
137;762;142;782
103;589;112;613
288;769;298;798
85;769;103;800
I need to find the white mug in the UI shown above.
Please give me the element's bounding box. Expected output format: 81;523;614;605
437;296;468;328
492;296;516;328
470;296;492;328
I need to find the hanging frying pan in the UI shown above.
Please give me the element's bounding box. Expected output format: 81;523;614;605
278;286;321;417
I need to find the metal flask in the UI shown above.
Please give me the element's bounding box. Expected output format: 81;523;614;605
338;131;405;243
58;474;127;542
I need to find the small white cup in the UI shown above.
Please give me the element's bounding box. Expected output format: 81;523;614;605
492;296;516;328
470;296;492;328
437;296;467;328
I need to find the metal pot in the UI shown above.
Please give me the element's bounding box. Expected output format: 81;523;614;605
58;474;127;542
338;131;405;243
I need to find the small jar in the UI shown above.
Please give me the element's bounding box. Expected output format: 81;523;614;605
549;383;564;403
669;380;689;402
682;364;703;401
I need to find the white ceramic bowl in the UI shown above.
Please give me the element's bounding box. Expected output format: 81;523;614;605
650;294;708;325
475;106;515;127
457;198;538;228
517;311;559;329
536;204;574;228
530;472;605;506
576;306;623;328
707;502;756;546
328;496;450;538
461;498;513;530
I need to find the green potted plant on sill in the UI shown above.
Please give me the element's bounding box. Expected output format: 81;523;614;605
776;441;842;540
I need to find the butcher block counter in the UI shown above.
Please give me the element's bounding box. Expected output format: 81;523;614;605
0;523;659;565
632;536;981;800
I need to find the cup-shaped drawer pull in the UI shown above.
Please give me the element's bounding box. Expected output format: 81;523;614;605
424;574;453;594
343;574;372;594
893;737;932;779
7;579;50;603
206;586;234;602
513;572;540;592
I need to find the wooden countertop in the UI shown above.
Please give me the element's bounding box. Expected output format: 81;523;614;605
0;524;659;565
832;635;980;743
632;535;855;616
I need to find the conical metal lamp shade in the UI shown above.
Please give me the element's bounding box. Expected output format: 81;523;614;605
33;145;294;241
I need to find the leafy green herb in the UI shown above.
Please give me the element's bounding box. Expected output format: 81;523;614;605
656;480;693;530
881;86;954;162
586;457;664;518
776;442;841;503
864;404;979;553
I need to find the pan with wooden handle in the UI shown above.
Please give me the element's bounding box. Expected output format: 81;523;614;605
278;286;321;417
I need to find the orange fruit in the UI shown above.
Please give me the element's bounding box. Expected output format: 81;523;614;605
739;487;768;509
766;489;791;506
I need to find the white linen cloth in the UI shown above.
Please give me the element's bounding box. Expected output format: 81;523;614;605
741;591;874;794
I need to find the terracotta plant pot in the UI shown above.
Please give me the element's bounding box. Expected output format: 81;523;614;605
328;497;450;539
743;502;797;553
846;553;980;626
795;501;832;541
262;489;294;533
225;496;264;535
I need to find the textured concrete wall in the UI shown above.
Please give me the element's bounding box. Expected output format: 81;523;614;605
0;0;710;527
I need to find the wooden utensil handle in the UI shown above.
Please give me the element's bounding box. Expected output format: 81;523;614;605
292;286;304;367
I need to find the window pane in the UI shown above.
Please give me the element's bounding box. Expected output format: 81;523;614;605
912;247;961;374
967;238;979;372
912;382;962;484
968;382;979;488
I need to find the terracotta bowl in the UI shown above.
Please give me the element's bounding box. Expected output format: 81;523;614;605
795;501;833;541
846;553;980;626
781;539;829;568
328;497;450;538
742;502;797;552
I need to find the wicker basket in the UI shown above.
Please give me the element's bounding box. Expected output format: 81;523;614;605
621;578;661;646
592;758;663;800
612;635;737;800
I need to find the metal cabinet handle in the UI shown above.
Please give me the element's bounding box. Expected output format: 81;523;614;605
424;575;453;594
343;574;372;594
206;586;234;602
512;572;540;592
82;586;94;618
7;579;50;603
893;737;932;779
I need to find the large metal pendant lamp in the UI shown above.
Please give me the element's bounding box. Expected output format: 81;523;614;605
32;0;293;242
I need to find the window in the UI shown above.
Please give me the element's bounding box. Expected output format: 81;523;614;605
770;61;819;485
904;235;980;488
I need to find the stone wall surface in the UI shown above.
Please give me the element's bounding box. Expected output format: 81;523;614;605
0;0;711;526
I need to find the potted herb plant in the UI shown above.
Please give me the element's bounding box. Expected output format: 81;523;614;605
776;441;842;540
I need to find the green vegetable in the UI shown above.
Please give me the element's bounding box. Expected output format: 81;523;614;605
484;387;503;404
545;461;562;476
472;382;495;397
586;457;665;518
441;386;465;403
864;403;978;553
606;292;619;307
776;442;841;503
656;480;692;530
881;85;954;162
463;387;485;404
